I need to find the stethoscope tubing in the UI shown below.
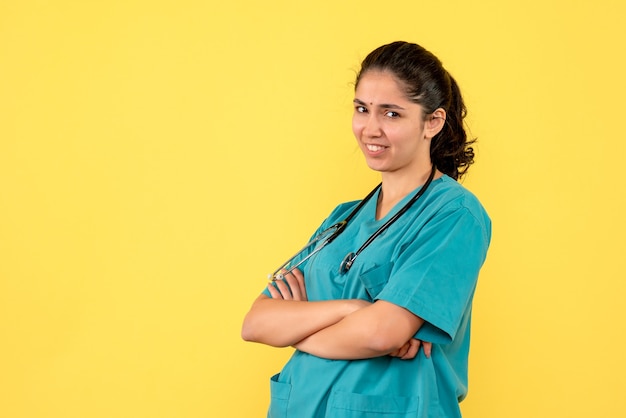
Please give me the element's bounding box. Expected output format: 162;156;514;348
269;165;436;279
339;164;437;273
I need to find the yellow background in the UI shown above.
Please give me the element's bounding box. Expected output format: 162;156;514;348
1;0;625;417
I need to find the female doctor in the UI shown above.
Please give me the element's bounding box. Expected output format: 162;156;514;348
242;41;491;418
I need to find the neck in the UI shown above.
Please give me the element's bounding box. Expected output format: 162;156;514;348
376;166;439;220
380;165;439;202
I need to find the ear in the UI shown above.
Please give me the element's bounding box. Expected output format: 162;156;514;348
425;108;446;139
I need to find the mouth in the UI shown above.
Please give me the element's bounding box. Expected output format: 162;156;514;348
366;144;387;152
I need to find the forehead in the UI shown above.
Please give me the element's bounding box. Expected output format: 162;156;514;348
355;70;412;104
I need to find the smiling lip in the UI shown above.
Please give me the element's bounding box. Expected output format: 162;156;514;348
365;144;388;155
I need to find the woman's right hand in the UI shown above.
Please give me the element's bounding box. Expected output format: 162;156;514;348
389;338;432;360
267;268;308;301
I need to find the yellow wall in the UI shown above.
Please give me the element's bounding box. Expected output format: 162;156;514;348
1;1;625;417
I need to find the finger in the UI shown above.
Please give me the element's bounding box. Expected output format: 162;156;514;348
283;270;302;300
391;342;409;358
388;343;403;358
422;341;432;358
267;283;283;299
401;339;420;360
398;343;410;358
290;268;307;301
273;279;293;300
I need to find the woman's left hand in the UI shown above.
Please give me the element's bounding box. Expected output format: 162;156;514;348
389;338;432;360
267;268;308;301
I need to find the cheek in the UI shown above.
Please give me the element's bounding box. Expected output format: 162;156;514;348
391;125;420;143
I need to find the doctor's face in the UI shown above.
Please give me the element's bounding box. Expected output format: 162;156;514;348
352;71;431;176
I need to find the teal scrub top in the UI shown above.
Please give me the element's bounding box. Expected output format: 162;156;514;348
263;175;491;418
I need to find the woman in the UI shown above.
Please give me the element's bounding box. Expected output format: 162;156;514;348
242;41;491;418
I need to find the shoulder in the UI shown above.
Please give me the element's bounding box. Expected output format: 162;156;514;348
429;176;489;219
421;176;491;241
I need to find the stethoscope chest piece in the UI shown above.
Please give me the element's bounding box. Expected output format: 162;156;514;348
339;252;356;274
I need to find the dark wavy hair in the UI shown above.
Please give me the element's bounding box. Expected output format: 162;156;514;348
355;41;475;180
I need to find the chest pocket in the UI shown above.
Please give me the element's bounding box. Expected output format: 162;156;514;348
357;262;393;300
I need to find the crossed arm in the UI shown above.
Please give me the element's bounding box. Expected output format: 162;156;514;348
241;268;431;360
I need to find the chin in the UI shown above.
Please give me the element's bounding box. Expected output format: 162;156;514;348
366;163;388;173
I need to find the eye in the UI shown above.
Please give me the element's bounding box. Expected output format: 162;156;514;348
385;111;400;118
355;105;367;113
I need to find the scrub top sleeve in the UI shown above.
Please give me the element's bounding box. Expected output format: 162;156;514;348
376;205;491;344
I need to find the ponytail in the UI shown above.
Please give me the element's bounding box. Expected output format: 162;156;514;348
430;73;475;180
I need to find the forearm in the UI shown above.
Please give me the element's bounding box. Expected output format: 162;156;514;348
294;300;425;360
294;319;387;360
241;295;367;347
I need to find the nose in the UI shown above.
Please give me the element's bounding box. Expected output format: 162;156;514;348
362;114;382;138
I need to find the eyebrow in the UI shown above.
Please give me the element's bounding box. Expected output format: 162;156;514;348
353;98;406;110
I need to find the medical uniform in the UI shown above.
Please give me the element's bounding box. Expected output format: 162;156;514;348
263;175;491;418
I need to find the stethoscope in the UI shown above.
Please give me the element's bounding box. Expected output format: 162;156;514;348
269;165;437;281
